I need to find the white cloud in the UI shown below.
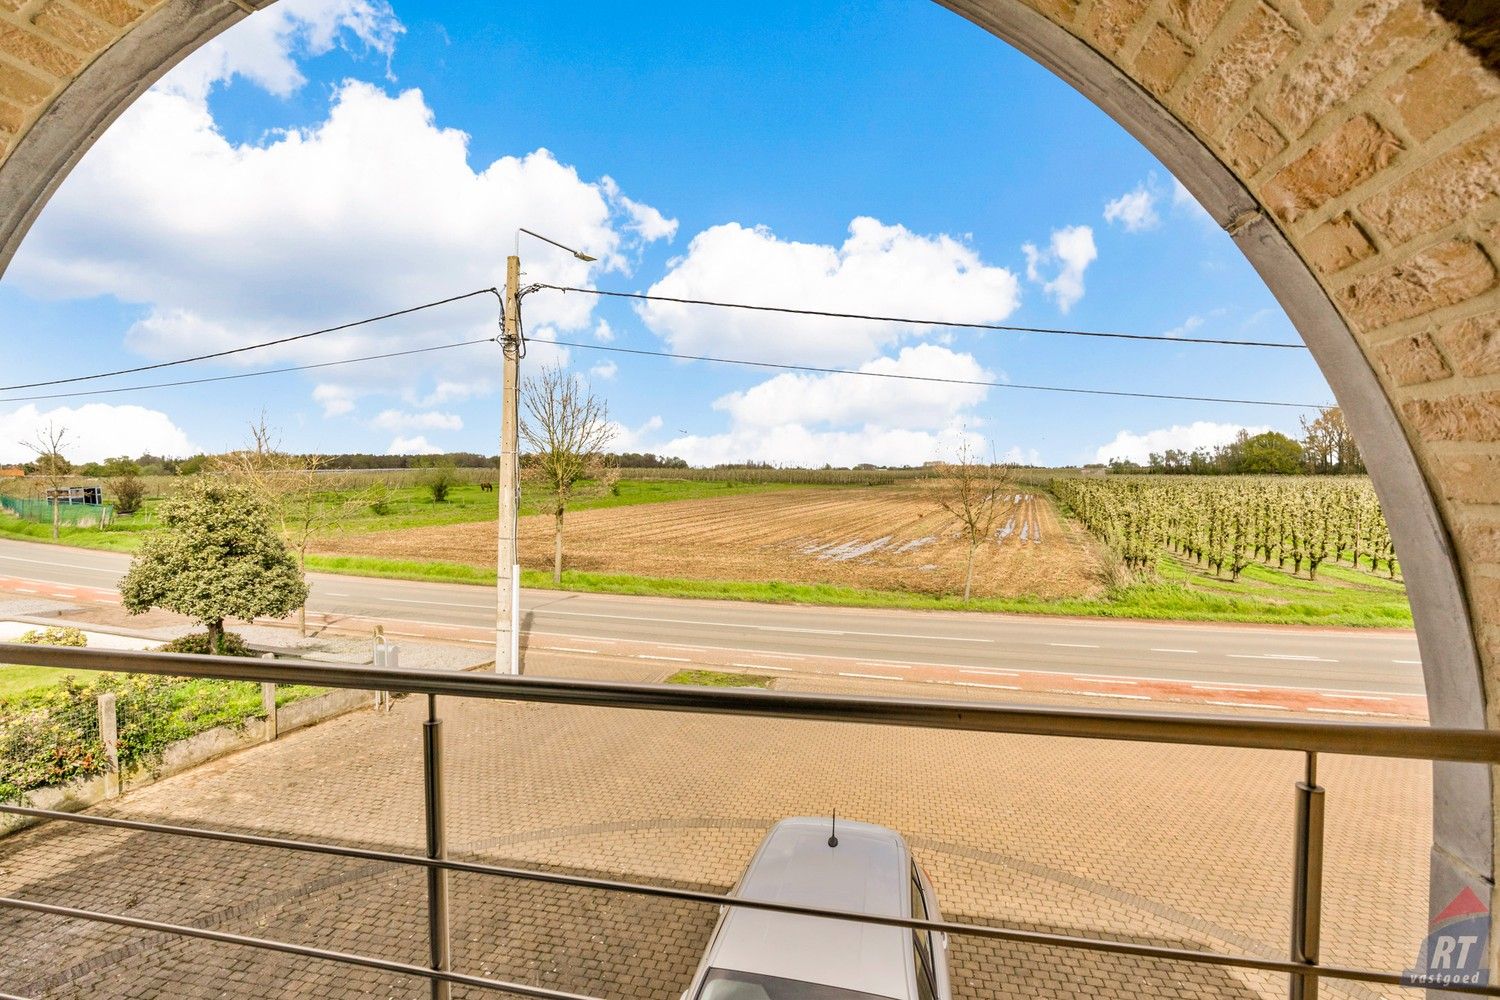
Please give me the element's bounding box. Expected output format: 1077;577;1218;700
386;435;442;455
0;404;196;463
1103;185;1159;232
371;409;462;431
1093;421;1272;464
10;43;672;415
1021;225;1096;313
637;218;1021;366
163;0;404;103
593;319;614;342
713;344;991;432
999;446;1041;465
601;178;679;243
1162;315;1204;339
638;345;1003;468
589;360;618;380
313;383;357;417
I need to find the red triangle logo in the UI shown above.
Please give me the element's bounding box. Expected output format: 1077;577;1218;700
1434;887;1489;926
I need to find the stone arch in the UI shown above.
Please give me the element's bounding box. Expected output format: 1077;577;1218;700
0;0;1495;939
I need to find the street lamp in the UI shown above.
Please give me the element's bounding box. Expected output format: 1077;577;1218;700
495;228;595;675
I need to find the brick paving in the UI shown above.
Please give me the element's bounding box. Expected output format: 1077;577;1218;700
0;661;1430;999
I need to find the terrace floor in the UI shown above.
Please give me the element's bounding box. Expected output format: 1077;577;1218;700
0;659;1430;1000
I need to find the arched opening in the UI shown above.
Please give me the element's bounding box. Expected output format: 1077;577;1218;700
0;0;1493;980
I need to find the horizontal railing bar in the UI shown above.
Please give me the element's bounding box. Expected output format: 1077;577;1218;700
0;642;1491;762
0;896;594;999
2;805;1494;994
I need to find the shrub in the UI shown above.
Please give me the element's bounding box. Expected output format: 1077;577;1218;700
16;625;88;647
424;465;457;503
114;472;145;515
157;631;253;657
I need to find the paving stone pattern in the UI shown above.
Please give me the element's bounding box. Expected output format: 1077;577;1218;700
0;664;1431;999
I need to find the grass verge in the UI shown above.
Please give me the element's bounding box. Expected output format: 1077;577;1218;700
665;669;773;688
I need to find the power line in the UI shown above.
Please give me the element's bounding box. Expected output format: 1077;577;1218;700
0;288;500;392
530;284;1308;350
548;339;1331;410
0;338;497;403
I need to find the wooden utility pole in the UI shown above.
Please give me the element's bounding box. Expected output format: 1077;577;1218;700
496;255;522;674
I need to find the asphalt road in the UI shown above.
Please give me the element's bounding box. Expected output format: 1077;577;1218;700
0;538;1424;696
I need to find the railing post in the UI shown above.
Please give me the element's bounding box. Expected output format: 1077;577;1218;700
423;694;451;1000
261;680;277;742
1291;751;1324;1000
97;692;118;799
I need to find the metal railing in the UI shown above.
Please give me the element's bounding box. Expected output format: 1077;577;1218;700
1;642;1497;999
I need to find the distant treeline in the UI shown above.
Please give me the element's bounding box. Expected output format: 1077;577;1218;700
1097;409;1366;477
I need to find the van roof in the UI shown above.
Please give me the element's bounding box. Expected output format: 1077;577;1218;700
707;818;913;1000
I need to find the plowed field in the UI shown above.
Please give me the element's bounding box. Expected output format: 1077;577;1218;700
316;484;1108;599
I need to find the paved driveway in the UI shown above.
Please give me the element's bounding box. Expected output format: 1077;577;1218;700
0;665;1430;999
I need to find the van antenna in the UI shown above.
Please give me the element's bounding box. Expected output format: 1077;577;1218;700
828;810;838;848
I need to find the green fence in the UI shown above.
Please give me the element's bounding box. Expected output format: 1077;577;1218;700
0;496;114;528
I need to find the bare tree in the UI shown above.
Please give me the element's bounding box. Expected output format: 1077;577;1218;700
930;441;1010;602
23;422;70;539
215;416;365;635
520;365;618;584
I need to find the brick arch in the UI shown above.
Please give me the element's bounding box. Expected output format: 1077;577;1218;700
0;0;1495;944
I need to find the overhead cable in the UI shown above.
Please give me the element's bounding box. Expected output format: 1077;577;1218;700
0;339;496;403
0;288;501;391
530;284;1308;350
547;340;1331;410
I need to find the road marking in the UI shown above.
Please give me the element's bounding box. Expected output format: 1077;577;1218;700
733;663;790;671
1048;642;1099;649
1393;659;1421;665
1206;701;1289;711
840;672;900;681
1308;707;1373;716
960;668;1020;677
1321;693;1393;702
857;661;910;669
950;681;1021;690
0;553;119;574
539;646;600;654
1228;654;1338;663
1073;690;1150;700
636;654;689;662
14;588;35;594
1150;648;1198;654
1076;677;1138;686
1192;684;1263;692
532;608;993;643
384;597;491;609
323;592;352;598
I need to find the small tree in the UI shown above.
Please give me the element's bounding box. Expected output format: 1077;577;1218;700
930;442;1009;601
520;365;618;583
113;470;145;515
120;478;308;654
421;461;458;503
22;422;70;539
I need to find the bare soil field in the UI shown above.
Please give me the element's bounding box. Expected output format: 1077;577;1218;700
316;484;1109;599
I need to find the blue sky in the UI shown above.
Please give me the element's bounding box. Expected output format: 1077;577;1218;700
0;0;1335;467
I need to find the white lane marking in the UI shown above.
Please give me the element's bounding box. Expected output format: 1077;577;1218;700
960;668;1020;677
1393;659;1421;665
383;597;491;609
1192;684;1263;692
1308;707;1374;716
950;681;1021;690
733;663;790;671
1048;642;1099;649
636;655;689;662
1073;690;1150;700
1076;677;1138;686
15;588;36;594
1228;654;1338;663
840;672;900;681
857;661;910;669
1150;648;1198;654
323;592;352;598
1321;693;1393;702
539;646;600;654
532;607;993;643
1206;701;1289;711
0;554;119;574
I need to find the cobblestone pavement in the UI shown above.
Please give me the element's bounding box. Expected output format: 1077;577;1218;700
0;662;1431;1000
